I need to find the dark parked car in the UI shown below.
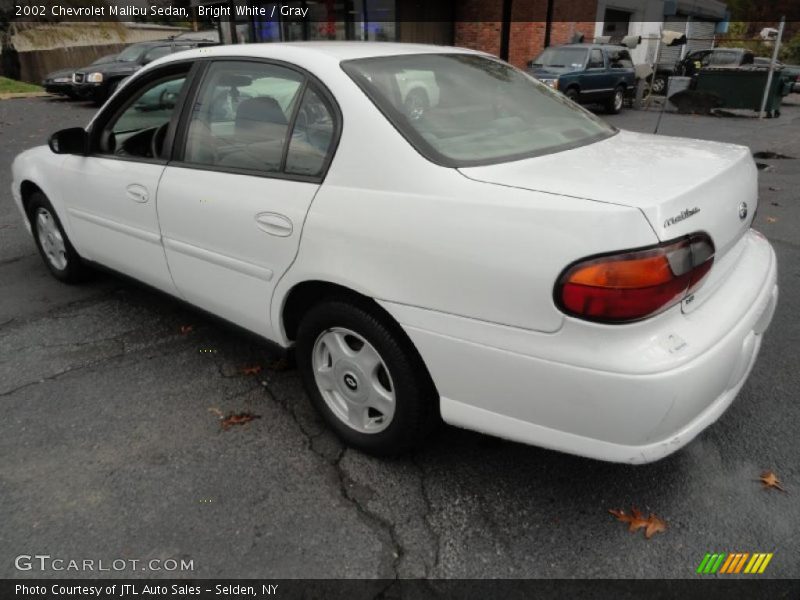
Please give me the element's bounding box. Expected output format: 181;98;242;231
755;57;800;92
679;48;755;77
42;53;119;99
42;68;77;98
652;47;757;94
527;43;636;114
72;39;215;104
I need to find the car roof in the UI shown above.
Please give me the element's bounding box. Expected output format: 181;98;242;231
557;43;627;50
129;38;209;49
152;41;485;66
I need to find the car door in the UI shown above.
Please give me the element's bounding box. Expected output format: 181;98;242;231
156;59;339;339
581;48;608;99
60;61;196;293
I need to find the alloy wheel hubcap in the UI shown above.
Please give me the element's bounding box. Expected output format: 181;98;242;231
312;327;395;434
614;91;623;110
35;208;67;270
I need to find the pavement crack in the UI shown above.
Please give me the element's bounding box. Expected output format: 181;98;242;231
0;348;125;397
259;380;402;579
412;454;441;577
334;451;404;580
0;253;34;267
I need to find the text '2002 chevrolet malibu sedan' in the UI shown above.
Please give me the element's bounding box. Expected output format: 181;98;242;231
11;43;777;463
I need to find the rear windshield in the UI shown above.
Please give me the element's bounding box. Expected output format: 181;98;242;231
341;54;615;167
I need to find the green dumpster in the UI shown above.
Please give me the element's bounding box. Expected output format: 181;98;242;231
692;67;792;117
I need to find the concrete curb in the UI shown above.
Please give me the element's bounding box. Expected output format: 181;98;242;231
0;92;49;100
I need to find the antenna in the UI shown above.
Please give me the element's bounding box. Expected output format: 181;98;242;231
653;29;688;135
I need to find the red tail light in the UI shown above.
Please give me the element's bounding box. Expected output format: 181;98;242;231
555;233;715;323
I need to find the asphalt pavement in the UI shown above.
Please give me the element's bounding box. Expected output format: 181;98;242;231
1;96;798;580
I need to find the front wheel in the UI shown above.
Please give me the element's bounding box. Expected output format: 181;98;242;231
296;298;439;456
606;86;625;114
27;192;91;283
564;87;579;103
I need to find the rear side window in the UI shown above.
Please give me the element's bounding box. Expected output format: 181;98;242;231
285;88;336;177
181;60;338;179
608;49;633;69
183;61;304;173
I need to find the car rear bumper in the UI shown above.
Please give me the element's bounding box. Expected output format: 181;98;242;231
382;230;777;463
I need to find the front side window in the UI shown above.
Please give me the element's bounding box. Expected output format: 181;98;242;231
116;45;146;63
143;46;172;64
99;74;187;159
183;61;304;173
608;49;633;69
588;49;604;69
708;51;739;66
343;54;615;167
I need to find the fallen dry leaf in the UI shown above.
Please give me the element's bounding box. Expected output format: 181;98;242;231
239;365;262;375
759;470;787;493
609;507;667;539
766;217;778;223
180;325;194;334
644;514;667;539
208;407;224;419
221;412;261;430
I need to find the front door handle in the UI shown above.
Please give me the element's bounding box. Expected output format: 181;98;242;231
255;212;293;237
126;184;149;203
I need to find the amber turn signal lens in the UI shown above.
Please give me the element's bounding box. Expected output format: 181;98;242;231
555;234;714;323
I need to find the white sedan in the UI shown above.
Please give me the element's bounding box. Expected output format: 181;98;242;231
10;43;778;463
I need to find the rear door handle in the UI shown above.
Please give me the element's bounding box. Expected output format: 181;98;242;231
126;184;149;203
255;212;293;237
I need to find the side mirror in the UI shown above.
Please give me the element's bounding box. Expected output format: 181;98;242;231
48;127;88;155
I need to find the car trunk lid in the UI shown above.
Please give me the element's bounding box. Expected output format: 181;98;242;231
459;129;757;262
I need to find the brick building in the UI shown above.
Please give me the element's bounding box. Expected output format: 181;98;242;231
455;0;597;68
203;0;598;68
203;0;726;70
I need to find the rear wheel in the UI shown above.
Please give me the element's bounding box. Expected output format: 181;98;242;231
27;192;91;283
296;297;439;456
651;74;667;95
606;86;625;114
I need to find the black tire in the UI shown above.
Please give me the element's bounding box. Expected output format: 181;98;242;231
564;87;579;102
606;86;625;114
651;75;667;96
296;297;439;456
27;192;91;284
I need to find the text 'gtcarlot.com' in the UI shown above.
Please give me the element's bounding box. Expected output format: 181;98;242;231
14;554;194;572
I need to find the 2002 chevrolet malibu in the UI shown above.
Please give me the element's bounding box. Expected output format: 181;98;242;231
11;43;778;463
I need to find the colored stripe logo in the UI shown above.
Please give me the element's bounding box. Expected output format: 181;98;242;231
696;552;773;574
